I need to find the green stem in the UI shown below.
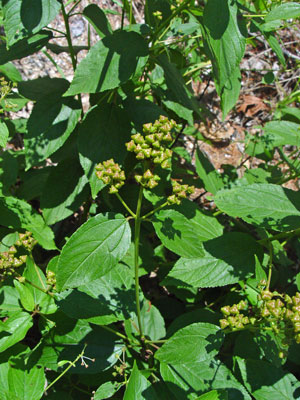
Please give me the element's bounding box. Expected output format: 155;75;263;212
134;185;144;339
61;1;77;72
257;227;300;246
266;242;273;291
151;0;193;44
16;276;54;297
141;201;168;220
129;0;133;26
101;324;132;342
116;193;136;218
45;345;87;392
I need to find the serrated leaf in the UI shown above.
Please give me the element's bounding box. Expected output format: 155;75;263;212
153;201;223;258
24;257;57;314
237;358;300;400
0;31;53;64
24;97;81;169
0;151;18;196
30;313;123;374
0;196;56;249
40;158;89;225
83;4;112;38
8;361;46;400
195;148;223;194
202;0;246;115
57;263;135;325
133;301;166;340
2;0;60;45
13;280;35;312
0;62;22;82
124;362;158;400
18;77;69;102
0;121;9;148
215;183;300;231
155;323;224;364
263;120;300;147
0;286;22;313
160;358;250;399
197;390;228;400
56;213;131;291
94;381;121;400
265;2;300;22
165;232;261;288
78;103;131;198
65;31;148;96
0;311;33;352
156;53;201;122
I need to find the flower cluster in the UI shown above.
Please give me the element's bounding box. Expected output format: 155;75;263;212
125;115;176;169
46;270;56;290
95;159;126;194
135;169;160;189
219;300;250;330
16;231;37;251
167;180;195;205
0;232;36;283
220;289;300;345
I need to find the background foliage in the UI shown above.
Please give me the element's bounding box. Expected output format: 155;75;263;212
0;0;300;398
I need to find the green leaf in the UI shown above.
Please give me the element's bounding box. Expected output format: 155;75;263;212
8;361;46;400
18;77;69;102
153;201;223;258
202;0;246;115
56;213;131;291
264;32;286;67
57;263;135;325
214;183;300;231
24;97;81;169
124;362;158;400
16;167;52;201
78;103;132;198
83;4;112;38
13;280;35;312
197;390;228;400
237;358;300;400
0;31;53;64
24;257;57;315
0;311;33;352
220;66;241;118
0;151;18;196
0;121;9;148
0;196;56;249
195;148;223;194
263;121;300;147
155;323;224;364
160;358;250;400
265;2;300;22
40;158;89;225
145;0;171;26
2;0;60;45
123;97;166;132
156;53;201;122
167;309;221;338
30;313;123;374
0;363;9;400
134;300;166;341
164;232;261;288
94;381;121;400
65;31;148;96
0;62;22;82
0;286;22;313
